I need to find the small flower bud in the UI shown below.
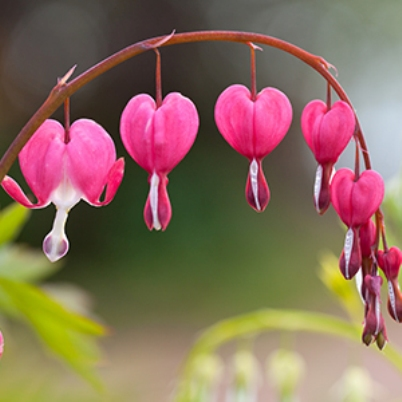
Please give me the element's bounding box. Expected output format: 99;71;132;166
226;350;261;402
266;349;305;399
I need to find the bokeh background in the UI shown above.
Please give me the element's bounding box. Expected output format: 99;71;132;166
1;0;402;401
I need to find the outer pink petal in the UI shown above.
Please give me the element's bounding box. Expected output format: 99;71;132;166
120;94;156;173
152;93;199;173
301;99;327;152
215;84;255;158
89;158;125;206
66;119;117;204
1;176;49;208
317;101;355;163
350;170;384;226
331;168;354;226
253;87;292;158
19;119;65;203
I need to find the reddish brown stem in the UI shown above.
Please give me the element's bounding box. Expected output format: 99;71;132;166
64;97;71;144
154;49;163;108
0;30;372;181
248;42;258;101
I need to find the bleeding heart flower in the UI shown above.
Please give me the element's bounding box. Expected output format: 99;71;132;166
120;92;199;230
2;119;124;262
331;168;384;279
214;84;292;212
301;100;355;214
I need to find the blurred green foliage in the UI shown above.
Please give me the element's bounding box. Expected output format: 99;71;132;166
0;203;106;389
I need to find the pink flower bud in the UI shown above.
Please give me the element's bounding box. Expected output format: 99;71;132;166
362;275;387;349
215;84;292;212
301;100;355;214
120;92;199;230
2;119;124;262
377;247;402;280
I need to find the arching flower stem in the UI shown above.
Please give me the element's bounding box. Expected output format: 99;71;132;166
0;30;372;182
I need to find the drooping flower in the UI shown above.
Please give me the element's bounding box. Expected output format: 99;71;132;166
120;92;199;230
301;100;355;214
2;119;124;262
331;168;384;279
214;84;292;211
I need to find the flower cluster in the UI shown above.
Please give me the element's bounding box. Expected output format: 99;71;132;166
301;97;402;348
1;41;401;349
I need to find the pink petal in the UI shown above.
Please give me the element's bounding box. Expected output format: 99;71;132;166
66;119;117;204
120;92;199;174
301;100;355;164
19;119;65;204
215;85;292;159
1;176;49;208
89;158;125;206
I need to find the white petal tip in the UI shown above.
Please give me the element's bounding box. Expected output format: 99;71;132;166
43;233;69;262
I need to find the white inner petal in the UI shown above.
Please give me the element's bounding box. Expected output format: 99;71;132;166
388;281;399;323
150;172;161;231
43;208;69;262
375;293;381;335
50;175;81;210
314;164;323;212
355;269;364;303
249;158;261;211
343;228;354;279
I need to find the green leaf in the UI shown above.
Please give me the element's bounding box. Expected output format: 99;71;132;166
0;245;60;282
0;277;106;389
0;203;30;246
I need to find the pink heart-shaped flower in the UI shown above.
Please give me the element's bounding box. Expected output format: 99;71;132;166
301;100;355;165
331;168;384;227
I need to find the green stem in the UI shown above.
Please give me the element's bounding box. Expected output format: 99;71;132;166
0;30;370;182
173;309;402;402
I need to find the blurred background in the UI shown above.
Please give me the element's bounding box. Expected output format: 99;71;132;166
0;0;402;400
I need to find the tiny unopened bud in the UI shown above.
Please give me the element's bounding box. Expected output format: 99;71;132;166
189;354;223;401
330;366;384;402
227;350;261;402
266;349;305;399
